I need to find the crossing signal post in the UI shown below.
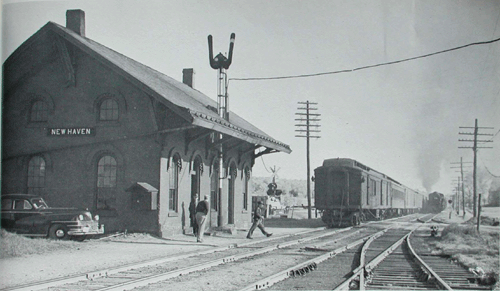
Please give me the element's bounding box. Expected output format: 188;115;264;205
266;166;282;196
295;101;321;219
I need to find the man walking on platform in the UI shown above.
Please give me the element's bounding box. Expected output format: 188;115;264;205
247;201;273;239
195;195;210;243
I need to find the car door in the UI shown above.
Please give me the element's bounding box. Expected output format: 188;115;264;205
12;199;36;234
1;198;15;229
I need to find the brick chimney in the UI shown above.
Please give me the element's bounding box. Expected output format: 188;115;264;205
66;9;85;36
182;68;195;88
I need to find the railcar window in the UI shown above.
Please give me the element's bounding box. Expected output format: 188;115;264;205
1;199;12;210
380;182;383;205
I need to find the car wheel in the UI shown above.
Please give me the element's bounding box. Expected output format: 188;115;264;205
49;224;69;240
72;235;87;242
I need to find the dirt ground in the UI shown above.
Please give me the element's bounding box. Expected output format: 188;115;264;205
0;224;319;289
1;213;498;290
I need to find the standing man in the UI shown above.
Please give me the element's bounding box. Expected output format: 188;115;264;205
189;194;199;237
195;195;210;243
247;201;273;239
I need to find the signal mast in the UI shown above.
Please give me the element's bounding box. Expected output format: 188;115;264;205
208;33;235;226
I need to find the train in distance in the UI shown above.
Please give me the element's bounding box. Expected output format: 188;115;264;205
313;158;444;227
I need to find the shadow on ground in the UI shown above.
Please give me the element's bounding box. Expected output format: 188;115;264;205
265;217;326;228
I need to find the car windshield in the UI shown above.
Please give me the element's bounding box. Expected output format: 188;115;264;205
31;198;48;209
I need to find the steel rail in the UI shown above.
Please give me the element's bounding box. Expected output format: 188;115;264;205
93;227;352;291
334;229;393;291
2;227;329;291
335;214;437;290
407;232;453;290
242;214;424;291
238;232;377;291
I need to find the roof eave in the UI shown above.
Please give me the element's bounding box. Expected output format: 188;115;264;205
190;115;291;154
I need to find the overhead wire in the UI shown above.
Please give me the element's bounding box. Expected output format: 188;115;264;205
229;37;500;81
260;155;272;173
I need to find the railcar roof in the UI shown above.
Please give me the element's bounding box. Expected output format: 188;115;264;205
1;194;40;199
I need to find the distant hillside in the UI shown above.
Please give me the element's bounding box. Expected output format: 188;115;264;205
250;177;313;207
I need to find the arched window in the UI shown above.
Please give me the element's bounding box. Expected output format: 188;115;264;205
96;155;117;210
169;154;181;212
228;162;237;224
99;98;119;121
210;160;219;211
243;167;251;210
192;155;203;198
27;156;46;194
30;101;48;122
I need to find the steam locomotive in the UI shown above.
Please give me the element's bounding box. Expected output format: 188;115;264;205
314;158;425;227
424;191;447;213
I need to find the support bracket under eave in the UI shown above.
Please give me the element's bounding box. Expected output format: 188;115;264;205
253;147;279;159
239;145;261;165
185;130;212;155
206;135;236;154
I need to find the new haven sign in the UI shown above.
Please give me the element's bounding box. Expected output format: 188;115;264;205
48;127;95;136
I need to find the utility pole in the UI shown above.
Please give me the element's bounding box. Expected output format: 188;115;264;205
450;178;460;213
208;33;235;226
450;157;472;216
459;119;494;217
295;101;321;219
456;178;460;215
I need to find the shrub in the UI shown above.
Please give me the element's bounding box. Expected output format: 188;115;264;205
0;229;77;259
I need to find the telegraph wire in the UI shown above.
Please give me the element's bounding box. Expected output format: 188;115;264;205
481;158;500;178
229;37;500;81
260;155;272;173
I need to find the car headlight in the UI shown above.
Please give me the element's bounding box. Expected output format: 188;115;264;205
78;214;85;221
94;215;99;221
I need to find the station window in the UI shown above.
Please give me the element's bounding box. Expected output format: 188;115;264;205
99;98;119;121
27;156;46;195
169;154;181;212
210;160;219;211
243;167;250;210
30;101;48;122
96;155;117;210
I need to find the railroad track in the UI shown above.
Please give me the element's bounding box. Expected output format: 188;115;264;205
4;226;359;291
334;214;489;291
2;214;428;291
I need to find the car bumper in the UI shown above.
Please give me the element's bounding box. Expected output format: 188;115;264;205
68;223;105;236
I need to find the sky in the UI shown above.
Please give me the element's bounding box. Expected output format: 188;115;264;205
2;0;499;195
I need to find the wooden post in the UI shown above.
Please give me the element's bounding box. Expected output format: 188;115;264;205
473;119;478;217
477;193;481;232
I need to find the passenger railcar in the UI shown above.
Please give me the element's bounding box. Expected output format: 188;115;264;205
314;158;424;227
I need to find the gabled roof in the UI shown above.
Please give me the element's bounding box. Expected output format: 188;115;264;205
5;21;291;154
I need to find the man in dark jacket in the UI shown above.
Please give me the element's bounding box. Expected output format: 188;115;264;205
247;201;272;239
189;194;199;237
195;195;210;243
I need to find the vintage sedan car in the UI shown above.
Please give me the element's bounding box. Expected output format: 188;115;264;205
1;194;104;241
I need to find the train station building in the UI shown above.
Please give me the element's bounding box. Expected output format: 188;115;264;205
1;10;291;237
